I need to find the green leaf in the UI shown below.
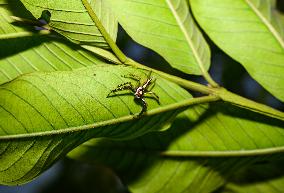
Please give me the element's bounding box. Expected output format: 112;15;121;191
19;0;117;48
68;103;284;193
105;0;211;75
0;64;192;185
190;0;284;101
19;0;211;75
221;160;284;193
0;1;104;84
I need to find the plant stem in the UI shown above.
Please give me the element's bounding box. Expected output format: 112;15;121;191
201;69;219;88
0;30;50;40
82;0;219;87
10;16;43;26
216;88;284;120
126;58;284;121
125;58;215;94
81;45;121;64
80;1;284;121
81;0;127;63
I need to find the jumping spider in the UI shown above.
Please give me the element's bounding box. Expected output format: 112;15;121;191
107;72;160;116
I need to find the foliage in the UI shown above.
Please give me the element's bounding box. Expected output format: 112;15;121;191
0;0;284;192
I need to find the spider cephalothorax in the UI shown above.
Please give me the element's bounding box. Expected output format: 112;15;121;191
107;72;160;116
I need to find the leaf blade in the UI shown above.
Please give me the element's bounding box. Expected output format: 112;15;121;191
190;0;284;101
0;1;104;84
96;0;211;75
0;64;192;185
19;0;117;48
18;0;212;76
221;160;284;193
69;103;284;193
165;0;210;75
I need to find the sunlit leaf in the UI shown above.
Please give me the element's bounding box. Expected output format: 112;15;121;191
104;0;211;75
19;0;211;75
0;64;191;185
190;0;284;101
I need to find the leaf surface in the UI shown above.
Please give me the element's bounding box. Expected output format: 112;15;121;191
221;160;284;193
0;1;104;84
0;65;191;185
19;0;117;48
69;103;284;193
190;0;284;101
104;0;211;75
19;0;211;75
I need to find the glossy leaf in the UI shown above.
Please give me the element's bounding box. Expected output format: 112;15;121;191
19;0;117;48
0;65;191;185
0;1;104;84
105;0;211;75
69;103;284;193
190;0;284;101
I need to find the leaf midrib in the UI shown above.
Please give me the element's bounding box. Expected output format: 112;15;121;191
81;0;127;63
161;147;284;157
165;0;207;74
79;144;284;157
0;96;218;140
245;0;284;50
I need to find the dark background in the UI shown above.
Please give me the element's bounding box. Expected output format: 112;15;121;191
1;1;284;193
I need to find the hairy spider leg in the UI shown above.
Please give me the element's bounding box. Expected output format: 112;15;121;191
146;71;153;79
116;82;134;88
122;74;141;87
142;77;153;90
145;77;157;92
107;82;135;97
144;91;160;104
122;73;141;81
140;71;151;88
139;98;148;116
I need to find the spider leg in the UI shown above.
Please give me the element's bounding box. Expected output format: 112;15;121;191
122;74;141;87
142;78;153;90
107;82;135;97
145;78;156;91
117;82;133;87
142;71;155;90
122;74;141;81
144;91;160;104
146;71;152;79
138;98;148;116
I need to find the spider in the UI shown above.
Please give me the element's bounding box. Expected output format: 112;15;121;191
107;72;160;116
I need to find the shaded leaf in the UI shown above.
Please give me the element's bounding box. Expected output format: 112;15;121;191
0;1;104;84
221;160;284;193
68;103;284;193
0;65;191;185
19;0;117;48
190;0;284;101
